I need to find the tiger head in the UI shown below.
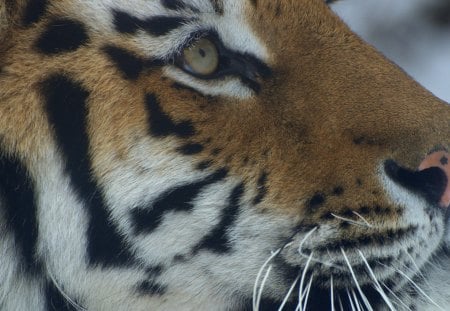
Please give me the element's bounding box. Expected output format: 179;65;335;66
1;0;449;310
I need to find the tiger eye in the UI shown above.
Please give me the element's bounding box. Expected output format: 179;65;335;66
182;38;219;76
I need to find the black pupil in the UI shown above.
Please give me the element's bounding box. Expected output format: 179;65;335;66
199;48;206;58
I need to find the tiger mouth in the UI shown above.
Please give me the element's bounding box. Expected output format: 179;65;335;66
263;243;449;311
256;245;440;311
279;247;407;289
276;219;444;289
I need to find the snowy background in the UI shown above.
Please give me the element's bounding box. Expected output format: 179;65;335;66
331;0;450;103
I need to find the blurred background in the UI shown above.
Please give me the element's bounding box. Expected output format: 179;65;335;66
331;0;450;103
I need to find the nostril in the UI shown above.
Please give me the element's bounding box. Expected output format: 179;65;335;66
384;159;448;207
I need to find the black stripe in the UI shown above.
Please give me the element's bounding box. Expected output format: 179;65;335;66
0;153;41;274
45;281;80;311
209;0;224;14
35;18;89;55
22;0;48;26
131;169;228;234
194;183;244;253
161;0;186;10
102;45;144;80
42;74;134;267
145;265;164;277
177;143;204;155
306;192;326;213
113;10;189;36
137;280;167;296
111;10;141;34
145;93;195;138
136;265;167;296
249;0;257;7
196;160;212;170
253;171;267;205
240;76;262;93
102;45;164;80
311;226;418;253
139;15;189;36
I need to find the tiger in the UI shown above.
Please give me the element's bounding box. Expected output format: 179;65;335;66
1;0;450;310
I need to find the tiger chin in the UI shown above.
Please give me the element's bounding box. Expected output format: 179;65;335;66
0;0;450;310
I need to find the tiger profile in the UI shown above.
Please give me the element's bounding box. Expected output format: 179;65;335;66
1;0;450;310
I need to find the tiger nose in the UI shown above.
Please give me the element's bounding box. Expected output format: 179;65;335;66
384;151;450;208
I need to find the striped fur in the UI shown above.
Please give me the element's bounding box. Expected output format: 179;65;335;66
1;0;450;310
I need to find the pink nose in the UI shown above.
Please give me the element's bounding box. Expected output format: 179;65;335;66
419;151;450;208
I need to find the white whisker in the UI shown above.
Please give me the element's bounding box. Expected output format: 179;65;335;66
284;242;294;248
404;251;437;298
278;274;300;311
331;275;335;311
357;250;395;310
347;290;357;311
351;290;363;311
405;252;423;277
46;267;87;311
340;248;373;311
379;263;444;311
256;265;273;311
381;282;411;311
297;252;314;311
298;227;344;270
331;213;371;228
253;248;281;311
403;250;440;291
298;227;317;261
338;296;344;311
302;274;314;311
352;211;373;228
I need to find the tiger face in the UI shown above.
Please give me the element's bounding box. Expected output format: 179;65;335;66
0;0;449;310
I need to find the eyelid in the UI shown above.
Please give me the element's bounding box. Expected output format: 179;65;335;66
174;30;272;91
